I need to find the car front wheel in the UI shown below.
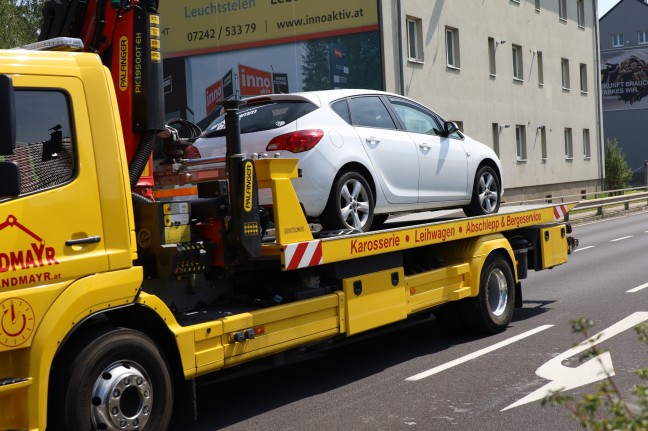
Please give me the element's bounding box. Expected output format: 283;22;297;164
464;165;500;217
320;171;375;232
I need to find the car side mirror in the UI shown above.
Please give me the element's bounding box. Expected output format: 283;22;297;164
0;161;21;198
444;121;459;136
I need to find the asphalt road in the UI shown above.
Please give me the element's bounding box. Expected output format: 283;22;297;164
170;211;648;431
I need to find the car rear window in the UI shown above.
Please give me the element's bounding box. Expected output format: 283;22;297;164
202;100;318;138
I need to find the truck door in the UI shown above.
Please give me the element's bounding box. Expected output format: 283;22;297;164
0;75;109;291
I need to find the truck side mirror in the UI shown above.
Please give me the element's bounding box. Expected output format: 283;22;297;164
0;161;21;198
0;74;16;156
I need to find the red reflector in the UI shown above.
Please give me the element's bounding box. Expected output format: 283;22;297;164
266;129;324;153
184;144;202;159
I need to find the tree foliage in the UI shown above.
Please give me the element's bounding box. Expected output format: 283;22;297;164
0;0;44;49
604;137;634;192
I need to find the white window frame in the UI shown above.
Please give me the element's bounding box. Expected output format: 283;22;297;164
512;44;523;81
446;27;460;69
577;0;585;28
407;17;424;62
537;51;544;86
516;125;527;161
564;128;573;160
583;129;591;159
580;63;588;93
639;31;648;45
561;58;570;90
612;33;624;47
492;123;500;157
488;37;496;76
558;0;567;21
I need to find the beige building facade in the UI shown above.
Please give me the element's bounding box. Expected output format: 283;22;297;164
379;0;604;201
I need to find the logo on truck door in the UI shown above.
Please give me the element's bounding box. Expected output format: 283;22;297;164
0;215;60;289
0;297;35;347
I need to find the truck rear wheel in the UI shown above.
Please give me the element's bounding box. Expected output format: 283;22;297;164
49;328;173;431
462;252;515;334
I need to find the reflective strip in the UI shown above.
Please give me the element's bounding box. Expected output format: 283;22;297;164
284;240;323;270
553;205;568;220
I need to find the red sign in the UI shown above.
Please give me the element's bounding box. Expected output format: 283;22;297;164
205;79;224;114
239;64;272;96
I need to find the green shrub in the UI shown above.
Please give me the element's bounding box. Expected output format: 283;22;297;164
605;138;634;194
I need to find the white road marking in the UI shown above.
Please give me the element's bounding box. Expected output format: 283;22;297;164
503;312;648;411
627;283;648;293
610;236;633;242
574;245;594;252
405;325;553;382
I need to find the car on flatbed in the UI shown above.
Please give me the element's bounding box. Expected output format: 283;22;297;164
190;89;503;231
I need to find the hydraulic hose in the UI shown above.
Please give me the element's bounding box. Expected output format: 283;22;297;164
129;131;161;188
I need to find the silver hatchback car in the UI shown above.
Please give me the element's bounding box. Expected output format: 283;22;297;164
190;89;503;232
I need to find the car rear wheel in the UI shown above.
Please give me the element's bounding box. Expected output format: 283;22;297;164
464;165;500;217
320;171;375;232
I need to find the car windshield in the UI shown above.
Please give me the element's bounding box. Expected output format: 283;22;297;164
202;100;318;138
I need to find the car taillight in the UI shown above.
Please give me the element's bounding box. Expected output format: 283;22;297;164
183;144;202;159
266;129;324;153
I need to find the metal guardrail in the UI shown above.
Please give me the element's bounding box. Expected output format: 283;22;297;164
503;186;648;221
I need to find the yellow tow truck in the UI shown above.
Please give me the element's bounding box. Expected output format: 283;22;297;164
0;4;576;431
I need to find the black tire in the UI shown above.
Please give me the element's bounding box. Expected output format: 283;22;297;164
461;252;515;334
320;171;375;232
370;214;389;230
49;328;173;431
464;165;500;217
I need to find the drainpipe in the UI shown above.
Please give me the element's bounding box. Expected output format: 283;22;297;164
397;0;405;95
593;0;605;191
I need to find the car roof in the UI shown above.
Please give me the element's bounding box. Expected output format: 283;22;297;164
244;89;397;108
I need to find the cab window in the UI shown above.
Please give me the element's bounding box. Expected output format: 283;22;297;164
1;90;75;196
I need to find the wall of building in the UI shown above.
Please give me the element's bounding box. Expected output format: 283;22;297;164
380;0;603;201
599;0;648;185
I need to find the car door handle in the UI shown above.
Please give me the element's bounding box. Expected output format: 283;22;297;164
366;136;380;144
65;235;101;246
419;143;430;149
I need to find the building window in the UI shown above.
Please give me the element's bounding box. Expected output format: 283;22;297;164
516;125;527;161
540;126;547;160
535;0;541;11
492;123;500;157
564;128;573;159
512;44;523;81
561;58;570;90
537;51;544;85
583;129;591;159
407;17;423;62
580;63;588;93
446;27;460;69
488;37;496;76
577;0;585;27
639;31;648;45
612;33;624;47
558;0;567;21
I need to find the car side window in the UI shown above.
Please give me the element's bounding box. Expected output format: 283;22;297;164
330;99;350;123
0;90;75;196
348;96;396;130
388;97;442;135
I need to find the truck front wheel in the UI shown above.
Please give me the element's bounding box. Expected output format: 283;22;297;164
462;252;515;334
49;328;173;431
